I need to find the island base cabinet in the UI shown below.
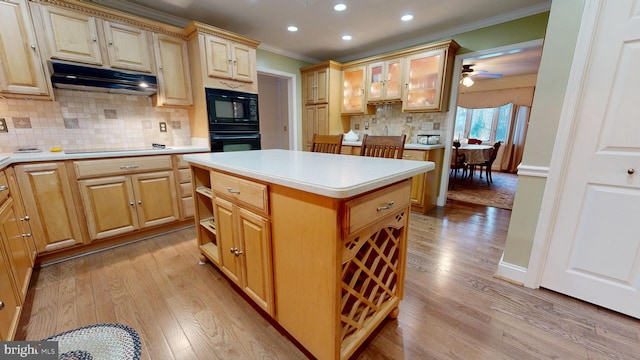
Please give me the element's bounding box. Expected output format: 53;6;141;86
271;179;411;360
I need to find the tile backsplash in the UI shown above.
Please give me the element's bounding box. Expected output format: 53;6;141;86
0;89;191;153
348;102;449;144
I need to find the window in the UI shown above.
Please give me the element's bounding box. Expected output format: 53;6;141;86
454;104;513;143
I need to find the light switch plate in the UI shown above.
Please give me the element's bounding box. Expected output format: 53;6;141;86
159;122;167;132
0;118;7;133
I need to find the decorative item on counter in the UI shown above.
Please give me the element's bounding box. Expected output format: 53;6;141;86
50;146;63;152
344;129;359;142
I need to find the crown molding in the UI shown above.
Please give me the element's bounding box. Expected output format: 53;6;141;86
257;43;320;64
83;0;191;28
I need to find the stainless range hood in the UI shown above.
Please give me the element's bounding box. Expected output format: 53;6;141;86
48;60;157;96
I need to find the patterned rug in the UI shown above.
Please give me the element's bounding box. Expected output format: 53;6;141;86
447;171;518;210
43;323;141;360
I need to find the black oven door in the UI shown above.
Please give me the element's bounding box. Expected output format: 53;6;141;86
210;132;261;152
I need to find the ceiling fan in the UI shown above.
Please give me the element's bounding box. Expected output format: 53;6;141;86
460;64;502;87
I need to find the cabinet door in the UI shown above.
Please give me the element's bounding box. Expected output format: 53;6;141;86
0;198;31;300
402;50;445;112
315;68;329;103
103;21;152;72
342;66;366;114
40;6;102;65
231;42;255;83
237;207;272;314
0;0;49;96
15;163;84;253
78;176;138;240
303;70;317;105
213;196;242;284
384;58;403;101
131;171;179;228
205;35;232;80
0;247;20;341
303;104;329;150
5;168;36;264
153;33;193;107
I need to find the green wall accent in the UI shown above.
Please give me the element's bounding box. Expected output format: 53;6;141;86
503;0;586;268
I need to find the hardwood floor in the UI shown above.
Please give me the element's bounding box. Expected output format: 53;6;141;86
16;200;640;359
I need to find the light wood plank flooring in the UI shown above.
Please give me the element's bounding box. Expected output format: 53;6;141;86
16;200;640;359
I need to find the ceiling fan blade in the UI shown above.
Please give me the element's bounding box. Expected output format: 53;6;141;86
472;73;503;79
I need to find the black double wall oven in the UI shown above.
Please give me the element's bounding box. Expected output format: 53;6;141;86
205;88;261;152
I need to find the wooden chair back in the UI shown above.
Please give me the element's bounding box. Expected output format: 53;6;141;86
359;134;406;159
311;134;343;154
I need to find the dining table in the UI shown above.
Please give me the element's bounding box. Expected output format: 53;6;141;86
454;144;493;164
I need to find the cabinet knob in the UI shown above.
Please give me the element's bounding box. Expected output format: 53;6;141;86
31;44;36;50
108;40;113;45
92;36;97;42
234;249;243;257
0;185;7;192
628;168;635;175
376;201;394;211
0;301;4;310
22;233;32;238
20;215;30;221
138;200;142;205
230;247;238;253
130;202;134;206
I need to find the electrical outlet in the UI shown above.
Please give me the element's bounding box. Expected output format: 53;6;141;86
159;122;167;132
354;124;360;130
433;122;440;130
405;116;413;123
0;118;7;133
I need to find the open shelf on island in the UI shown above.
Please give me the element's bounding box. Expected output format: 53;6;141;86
199;242;219;265
200;217;216;234
196;186;212;198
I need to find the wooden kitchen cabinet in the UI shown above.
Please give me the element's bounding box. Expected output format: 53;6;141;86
341;65;369;114
175;154;198;219
0;0;51;98
14;162;84;253
36;4;154;72
208;170;273;315
185;21;260;94
75;156;179;240
153;33;194;107
402;40;459;112
402;148;443;213
0;241;21;341
301;61;348;150
367;57;403;103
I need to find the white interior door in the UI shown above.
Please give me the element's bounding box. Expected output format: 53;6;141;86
541;0;640;318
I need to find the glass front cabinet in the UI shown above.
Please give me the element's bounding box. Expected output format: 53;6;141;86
367;58;403;103
341;65;367;114
402;49;446;112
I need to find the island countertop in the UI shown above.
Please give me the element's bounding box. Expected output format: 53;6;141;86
184;149;434;198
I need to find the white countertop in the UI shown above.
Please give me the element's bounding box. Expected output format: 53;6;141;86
0;146;210;169
184;149;434;198
342;141;445;150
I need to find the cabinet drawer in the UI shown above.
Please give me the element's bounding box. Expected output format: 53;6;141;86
178;168;191;183
180;182;192;198
0;171;8;205
211;171;268;213
75;155;172;178
343;179;411;235
403;149;427;161
182;196;194;218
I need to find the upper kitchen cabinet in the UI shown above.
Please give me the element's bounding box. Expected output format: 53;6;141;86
367;57;403;103
341;65;369;115
0;0;51;98
402;40;459;112
31;1;160;73
152;33;193;107
185;21;260;94
300;61;347;150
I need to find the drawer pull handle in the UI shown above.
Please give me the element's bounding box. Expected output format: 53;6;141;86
226;187;240;194
0;185;8;192
22;233;31;237
376;201;394;211
120;165;139;170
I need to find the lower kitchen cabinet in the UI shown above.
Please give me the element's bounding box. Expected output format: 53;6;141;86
78;171;179;240
14;162;84;253
0;245;20;341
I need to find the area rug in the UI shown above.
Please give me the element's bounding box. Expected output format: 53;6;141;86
43;323;141;360
447;171;518;210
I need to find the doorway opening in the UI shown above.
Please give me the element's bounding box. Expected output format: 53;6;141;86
257;68;297;150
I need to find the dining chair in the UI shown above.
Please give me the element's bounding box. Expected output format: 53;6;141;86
469;141;502;184
311;133;344;154
450;142;467;180
359;134;406;159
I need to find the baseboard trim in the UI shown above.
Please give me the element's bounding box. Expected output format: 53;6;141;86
494;253;527;285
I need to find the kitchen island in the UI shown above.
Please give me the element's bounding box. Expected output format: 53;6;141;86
185;149;433;360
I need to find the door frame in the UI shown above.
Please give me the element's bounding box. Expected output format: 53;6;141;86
525;0;599;288
440;38;544;206
257;67;298;150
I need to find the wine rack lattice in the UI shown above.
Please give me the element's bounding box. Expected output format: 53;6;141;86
340;219;404;344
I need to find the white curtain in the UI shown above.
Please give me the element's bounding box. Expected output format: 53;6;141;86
500;105;530;173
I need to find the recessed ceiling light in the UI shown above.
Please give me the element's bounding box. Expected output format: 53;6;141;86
287;26;298;32
342;35;352;41
401;14;413;22
334;4;346;11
